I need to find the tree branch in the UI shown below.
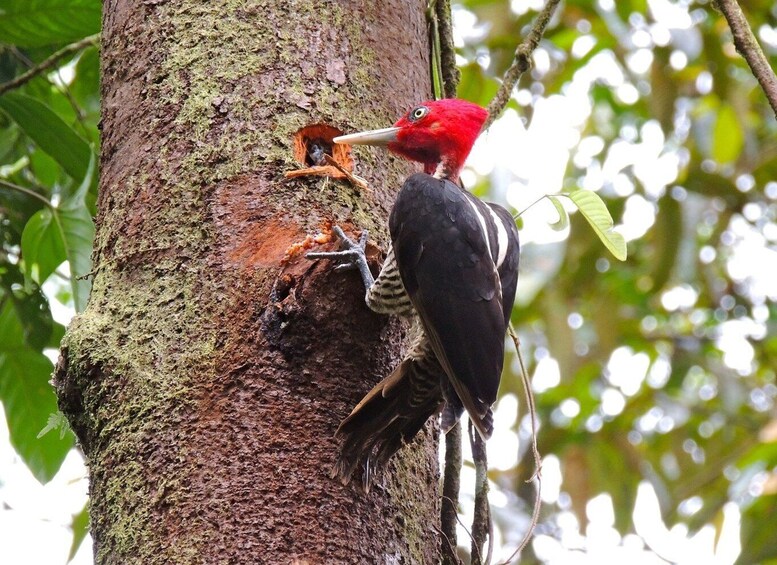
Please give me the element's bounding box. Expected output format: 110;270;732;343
435;0;460;99
483;0;562;130
469;420;491;565
441;422;462;565
714;0;777;118
0;34;100;97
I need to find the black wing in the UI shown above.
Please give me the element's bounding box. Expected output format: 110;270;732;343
389;173;508;438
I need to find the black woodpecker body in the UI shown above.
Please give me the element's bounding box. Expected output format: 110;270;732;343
307;99;520;488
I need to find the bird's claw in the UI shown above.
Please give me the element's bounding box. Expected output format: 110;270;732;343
334;259;360;272
306;226;369;273
331;226;368;253
306;225;376;290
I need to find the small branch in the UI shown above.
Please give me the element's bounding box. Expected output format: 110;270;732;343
508;328;542;483
483;0;562;130
496;326;543;565
8;46;34;68
0;178;52;208
426;0;444;100
469;420;491;565
441;422;462;565
435;0;461;99
714;0;777;118
0;34;100;97
434;522;463;565
513;194;554;220
442;495;483;563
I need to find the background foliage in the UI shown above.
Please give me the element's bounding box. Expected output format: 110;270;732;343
0;0;775;563
0;0;99;560
454;0;777;562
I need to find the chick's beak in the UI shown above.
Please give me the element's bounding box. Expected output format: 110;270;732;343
333;126;400;146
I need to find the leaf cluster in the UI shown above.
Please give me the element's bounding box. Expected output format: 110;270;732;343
0;0;99;559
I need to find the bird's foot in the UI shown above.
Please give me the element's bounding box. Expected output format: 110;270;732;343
306;226;374;289
306;226;368;271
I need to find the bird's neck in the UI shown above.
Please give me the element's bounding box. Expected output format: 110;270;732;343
429;157;461;183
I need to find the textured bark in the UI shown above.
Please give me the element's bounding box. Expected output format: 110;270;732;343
54;0;440;562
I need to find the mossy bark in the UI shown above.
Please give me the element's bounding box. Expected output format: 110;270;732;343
54;0;440;562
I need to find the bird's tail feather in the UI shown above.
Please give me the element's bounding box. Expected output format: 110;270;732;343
332;357;445;491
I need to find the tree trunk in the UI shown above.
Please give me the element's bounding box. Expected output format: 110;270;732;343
54;1;440;562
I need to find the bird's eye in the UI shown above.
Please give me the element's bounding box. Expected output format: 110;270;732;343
410;106;429;121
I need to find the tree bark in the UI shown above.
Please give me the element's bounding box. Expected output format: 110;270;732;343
54;0;440;562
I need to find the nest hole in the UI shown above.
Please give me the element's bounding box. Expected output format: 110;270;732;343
293;124;353;178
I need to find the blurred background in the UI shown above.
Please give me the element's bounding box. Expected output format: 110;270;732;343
1;0;775;563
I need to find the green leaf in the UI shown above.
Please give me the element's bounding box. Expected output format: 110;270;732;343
0;92;92;182
0;302;73;484
0;296;26;346
48;320;66;349
21;208;67;283
0;179;45;242
29;148;62;187
70;46;99;110
0;261;54;350
547;195;570;231
37;411;71;440
68;501;90;562
0;0;101;48
712;103;744;164
21;155;95;311
0;48;19;82
565;190;627;261
0;123;20;160
548;28;581;50
615;0;647;22
650;196;682;292
59;154;95;311
738;493;777;564
458;63;501;109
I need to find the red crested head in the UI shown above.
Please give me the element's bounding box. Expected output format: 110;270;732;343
334;99;488;182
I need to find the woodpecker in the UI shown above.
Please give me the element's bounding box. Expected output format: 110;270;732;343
308;99;520;488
